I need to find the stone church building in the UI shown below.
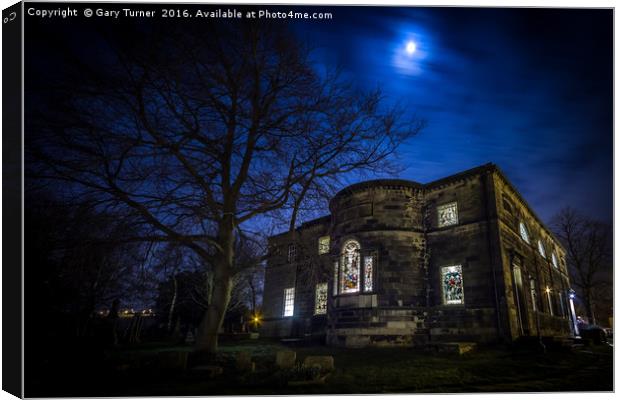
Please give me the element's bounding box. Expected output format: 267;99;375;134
260;163;577;347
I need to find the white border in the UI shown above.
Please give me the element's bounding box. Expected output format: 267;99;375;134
0;1;616;400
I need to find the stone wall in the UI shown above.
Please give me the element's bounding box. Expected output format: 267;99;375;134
424;169;505;342
261;164;574;345
260;218;331;338
492;171;572;339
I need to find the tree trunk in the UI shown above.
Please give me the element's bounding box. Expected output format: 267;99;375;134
194;216;235;354
585;290;596;325
167;273;178;333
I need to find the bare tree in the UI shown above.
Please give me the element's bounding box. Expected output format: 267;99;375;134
27;21;423;353
550;207;612;325
150;243;203;333
25;191;150;338
154;238;264;333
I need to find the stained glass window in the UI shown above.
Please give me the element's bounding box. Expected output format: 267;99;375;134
314;283;328;315
283;287;295;317
437;202;458;227
318;236;330;255
537;240;546;258
287;244;297;263
441;265;464;305
363;256;373;292
551;252;559;269
340;240;361;294
333;262;339;296
519;222;530;244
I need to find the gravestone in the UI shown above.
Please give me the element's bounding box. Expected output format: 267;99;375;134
236;351;255;372
302;355;334;371
275;350;296;369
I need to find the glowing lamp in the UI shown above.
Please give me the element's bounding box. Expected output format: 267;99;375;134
545;287;551;293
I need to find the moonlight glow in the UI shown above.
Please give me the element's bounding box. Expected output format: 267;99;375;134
406;41;416;54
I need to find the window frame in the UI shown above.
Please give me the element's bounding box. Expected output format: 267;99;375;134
283;287;295;317
437;201;459;228
340;240;361;294
551;251;559;269
441;265;465;305
545;287;554;316
332;261;339;296
363;255;374;292
558;291;567;317
529;278;538;312
318;236;330;255
287;243;297;263
519;221;530;244
314;282;328;315
502;196;514;215
537;240;546;258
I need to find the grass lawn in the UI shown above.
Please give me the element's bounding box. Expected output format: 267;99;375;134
27;339;613;396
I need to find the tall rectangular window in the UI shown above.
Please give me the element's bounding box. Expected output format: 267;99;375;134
333;262;339;296
318;236;330;255
363;256;374;292
314;283;328;315
530;279;538;312
546;288;554;316
437;202;458;227
441;265;464;305
558;292;566;317
287;244;296;263
283;287;295;317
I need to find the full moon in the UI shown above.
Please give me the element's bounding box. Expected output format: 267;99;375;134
406;41;416;55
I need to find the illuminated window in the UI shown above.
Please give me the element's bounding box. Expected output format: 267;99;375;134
340;240;361;294
287;244;297;263
318;236;330;255
314;283;328;315
537;240;546;258
283;287;295;317
441;265;464;305
437;202;458;227
551;252;559;269
363;256;374;292
519;222;530;244
530;279;538;312
333;262;339;296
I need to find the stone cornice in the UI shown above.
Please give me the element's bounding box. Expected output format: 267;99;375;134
269;163;566;255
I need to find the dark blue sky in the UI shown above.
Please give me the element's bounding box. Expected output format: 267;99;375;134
25;5;612;225
293;7;612;223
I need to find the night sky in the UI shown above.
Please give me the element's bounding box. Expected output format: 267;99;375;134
292;7;612;224
25;5;613;225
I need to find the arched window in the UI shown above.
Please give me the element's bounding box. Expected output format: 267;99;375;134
519;222;530;244
341;240;361;294
537;240;546;258
551;252;559;269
